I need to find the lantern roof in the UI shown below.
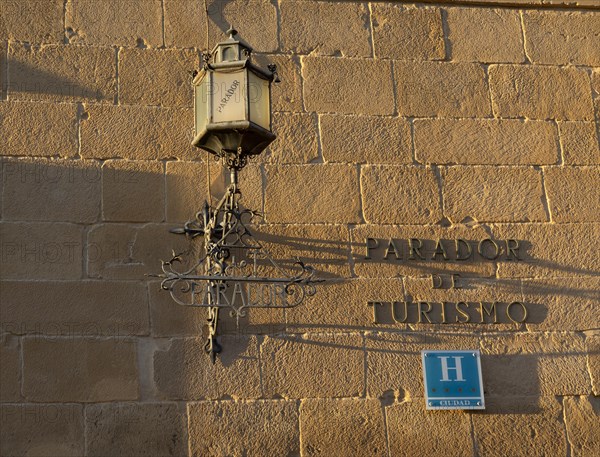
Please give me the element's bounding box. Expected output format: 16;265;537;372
211;27;252;64
192;28;276;85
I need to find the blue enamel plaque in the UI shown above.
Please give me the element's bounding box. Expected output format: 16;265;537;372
421;350;485;410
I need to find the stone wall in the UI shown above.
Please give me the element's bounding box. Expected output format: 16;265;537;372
1;1;599;455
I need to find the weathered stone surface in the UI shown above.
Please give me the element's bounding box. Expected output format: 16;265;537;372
261;333;363;398
361;165;442;224
395;61;490;117
300;398;387;457
0;404;84;457
559;122;600;165
188;400;299;456
0;334;20;401
481;332;590;396
166;160;225;222
237;163;263;215
587;334;600;395
87;224;190;279
303;57;394;115
0;101;78;157
148;281;206;337
372;4;444;60
119;48;199;107
544;167;600;222
254;54;303;112
0;0;64;43
154;337;261;400
523;277;600;332
492;223;600;277
1;158;101;222
489;65;594;121
102;160;164;222
403;277;525;332
473;397;567;457
443;166;546;223
0;281;149;336
149;281;285;337
66;0;163;46
414;119;559;165
267;112;319;163
320;115;412;164
23;338;138;402
1;41;6;99
499;0;600;4
351;224;498;278
264;164;361;223
0;222;83;279
365;332;481;399
80;104;194;160
286;278;405;334
207;0;278;53
564;396;600;457
446;7;525;63
86;403;188;457
523;11;600;66
164;0;208;48
593;69;600;121
386;400;472;457
280;1;371;57
251;224;351;278
9;43;116;103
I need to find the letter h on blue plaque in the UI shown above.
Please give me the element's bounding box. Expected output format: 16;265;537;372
421;350;485;410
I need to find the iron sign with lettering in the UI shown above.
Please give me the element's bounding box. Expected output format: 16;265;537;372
421;350;485;410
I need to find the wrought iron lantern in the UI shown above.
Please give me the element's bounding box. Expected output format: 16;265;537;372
158;29;319;363
192;28;279;168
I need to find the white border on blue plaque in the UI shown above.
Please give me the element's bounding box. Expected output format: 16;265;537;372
421;350;485;410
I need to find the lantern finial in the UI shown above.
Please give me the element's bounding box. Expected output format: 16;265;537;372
227;26;238;40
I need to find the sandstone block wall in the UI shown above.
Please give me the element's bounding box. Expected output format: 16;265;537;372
1;1;599;456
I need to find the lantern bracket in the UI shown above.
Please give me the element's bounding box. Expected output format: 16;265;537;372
158;179;321;363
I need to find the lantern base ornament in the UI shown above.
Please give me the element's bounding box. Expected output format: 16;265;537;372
194;124;275;169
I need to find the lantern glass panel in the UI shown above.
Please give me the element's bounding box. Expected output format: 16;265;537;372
194;73;210;136
248;70;270;130
212;70;246;124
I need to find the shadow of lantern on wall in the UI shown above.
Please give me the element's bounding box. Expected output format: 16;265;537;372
158;29;321;363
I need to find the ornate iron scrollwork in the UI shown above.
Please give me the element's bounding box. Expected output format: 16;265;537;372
158;163;320;362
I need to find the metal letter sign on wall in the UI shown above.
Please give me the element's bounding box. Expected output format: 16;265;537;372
422;350;485;410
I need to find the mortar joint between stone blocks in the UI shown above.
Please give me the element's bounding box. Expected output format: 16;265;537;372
314;114;325;164
367;2;377;59
481;63;496;120
440;7;452;62
554;120;565;166
299;56;307;113
432;164;447;224
518;10;533;65
62;0;68;45
408;117;419;165
83;403;89;456
357;163;367;225
115;47;121;105
275;0;283;54
538;167;554;223
160;0;166;49
389;60;399;117
17;335;24;402
347;224;358;278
